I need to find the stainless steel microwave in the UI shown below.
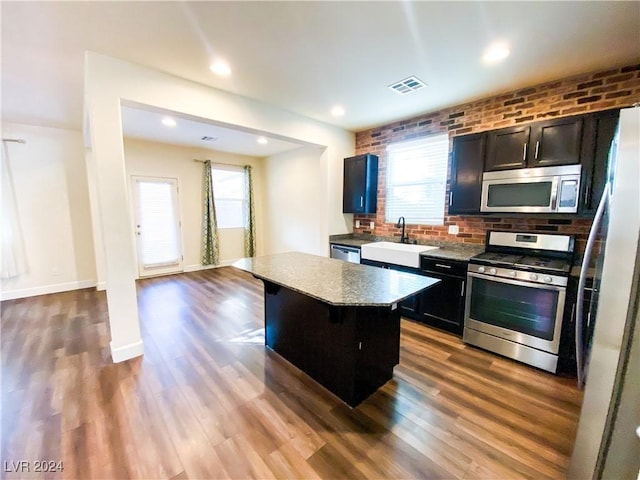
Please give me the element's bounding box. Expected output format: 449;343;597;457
481;165;582;213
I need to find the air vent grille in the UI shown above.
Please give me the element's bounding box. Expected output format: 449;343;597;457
388;76;427;95
201;136;218;142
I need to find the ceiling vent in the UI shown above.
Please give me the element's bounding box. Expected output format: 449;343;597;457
201;136;218;142
388;76;427;95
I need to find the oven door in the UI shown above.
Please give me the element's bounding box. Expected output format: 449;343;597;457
464;272;566;354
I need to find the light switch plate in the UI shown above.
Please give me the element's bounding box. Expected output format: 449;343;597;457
369;221;375;229
448;225;459;235
355;220;360;228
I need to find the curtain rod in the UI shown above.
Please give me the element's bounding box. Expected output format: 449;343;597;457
193;158;248;168
2;138;26;144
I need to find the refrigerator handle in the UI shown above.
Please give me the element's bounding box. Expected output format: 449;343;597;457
575;181;610;388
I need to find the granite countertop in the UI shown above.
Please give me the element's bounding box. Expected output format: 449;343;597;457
329;234;484;262
329;238;372;248
232;252;439;307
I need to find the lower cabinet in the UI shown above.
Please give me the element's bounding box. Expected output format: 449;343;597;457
360;257;467;336
558;274;594;377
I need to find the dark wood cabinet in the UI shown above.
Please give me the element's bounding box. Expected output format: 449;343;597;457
485;125;530;171
343;154;378;214
558;275;594;377
449;133;486;214
484;116;584;172
361;257;467;336
417;257;467;335
529;116;583;167
579;109;620;215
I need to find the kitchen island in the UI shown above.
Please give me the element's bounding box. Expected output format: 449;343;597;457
233;252;439;407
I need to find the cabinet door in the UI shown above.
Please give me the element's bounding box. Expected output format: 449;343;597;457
449;133;485;214
579;109;620;216
485;126;530;171
343;154;378;214
529;116;584;167
343;155;367;213
419;274;465;335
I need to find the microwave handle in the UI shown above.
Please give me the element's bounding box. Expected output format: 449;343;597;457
550;177;559;211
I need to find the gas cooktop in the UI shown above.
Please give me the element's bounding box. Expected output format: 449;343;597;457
469;231;575;276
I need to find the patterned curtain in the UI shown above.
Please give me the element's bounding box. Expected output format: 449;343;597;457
201;160;220;265
244;165;256;257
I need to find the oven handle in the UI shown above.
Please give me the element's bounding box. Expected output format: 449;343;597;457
467;271;566;292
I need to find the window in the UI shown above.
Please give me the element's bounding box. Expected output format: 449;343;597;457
211;167;247;228
385;134;449;225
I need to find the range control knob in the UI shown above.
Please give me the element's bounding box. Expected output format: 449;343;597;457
544;276;553;284
509;271;517;278
489;268;497;275
477;266;485;273
530;273;539;281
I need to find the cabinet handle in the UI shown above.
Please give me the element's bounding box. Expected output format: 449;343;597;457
449;192;453;206
534;141;540;160
435;263;452;269
360;196;363;208
585;184;591;207
523;143;528;161
460;280;465;297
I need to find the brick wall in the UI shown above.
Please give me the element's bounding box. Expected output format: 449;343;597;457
353;64;640;253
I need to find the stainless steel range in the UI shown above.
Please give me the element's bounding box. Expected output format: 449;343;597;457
463;231;575;373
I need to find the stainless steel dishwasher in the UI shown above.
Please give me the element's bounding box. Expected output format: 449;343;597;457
330;244;361;263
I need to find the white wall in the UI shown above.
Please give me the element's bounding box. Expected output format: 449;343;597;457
84;52;354;362
123;138;265;270
265;146;325;255
0;123;96;300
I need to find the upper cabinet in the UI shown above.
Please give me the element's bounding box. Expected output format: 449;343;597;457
485;116;584;171
343;153;378;214
447;109;619;217
485;125;530;171
530;116;584;167
579;109;620;216
449;133;486;215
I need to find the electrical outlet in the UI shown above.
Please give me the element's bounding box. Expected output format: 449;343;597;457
448;225;459;235
355;220;360;228
369;221;375;230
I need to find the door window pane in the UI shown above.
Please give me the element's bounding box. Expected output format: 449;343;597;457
137;181;180;266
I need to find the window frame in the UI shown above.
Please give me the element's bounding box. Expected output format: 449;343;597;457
384;134;450;226
210;165;248;230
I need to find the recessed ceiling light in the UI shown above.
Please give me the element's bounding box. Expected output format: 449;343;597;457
483;42;510;64
257;136;268;145
210;59;232;76
161;117;176;127
331;105;345;117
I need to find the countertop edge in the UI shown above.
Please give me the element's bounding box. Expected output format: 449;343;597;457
239;268;439;307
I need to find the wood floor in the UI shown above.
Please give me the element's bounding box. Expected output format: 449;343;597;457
1;267;583;479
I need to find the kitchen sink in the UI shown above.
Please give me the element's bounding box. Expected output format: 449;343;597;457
360;241;439;268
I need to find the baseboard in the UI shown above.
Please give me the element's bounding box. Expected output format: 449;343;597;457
184;260;238;272
1;279;97;301
96;281;106;291
110;339;144;363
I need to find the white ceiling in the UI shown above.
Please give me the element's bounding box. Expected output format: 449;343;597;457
121;105;307;157
2;1;639;154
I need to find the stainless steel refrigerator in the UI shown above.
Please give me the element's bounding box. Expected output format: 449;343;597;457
568;106;640;479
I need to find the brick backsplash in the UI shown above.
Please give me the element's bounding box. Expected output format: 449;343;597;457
353;63;640;254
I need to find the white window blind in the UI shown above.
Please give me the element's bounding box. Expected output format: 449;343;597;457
137;180;181;267
211;167;247;228
385;134;449;225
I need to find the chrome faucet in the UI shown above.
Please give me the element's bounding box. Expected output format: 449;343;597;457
396;216;409;243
